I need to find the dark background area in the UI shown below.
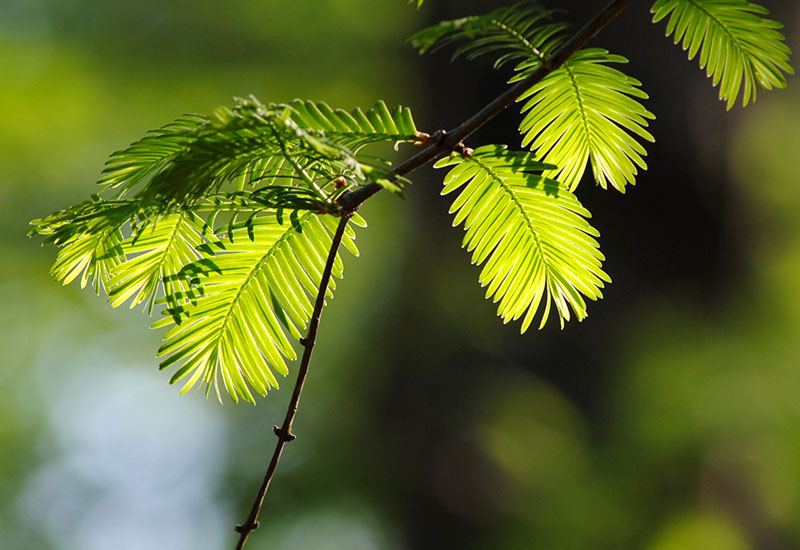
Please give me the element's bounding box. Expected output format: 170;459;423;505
2;1;799;548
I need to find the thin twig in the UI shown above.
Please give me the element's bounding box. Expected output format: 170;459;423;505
338;0;636;213
234;215;352;550
235;1;635;547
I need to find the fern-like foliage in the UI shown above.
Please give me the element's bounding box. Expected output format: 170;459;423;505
100;97;419;209
435;145;609;331
107;211;208;314
652;0;793;109
514;48;655;192
411;2;654;192
31;97;417;295
409;2;568;71
30;96;414;401
31;198;137;294
287;99;419;155
152;211;364;404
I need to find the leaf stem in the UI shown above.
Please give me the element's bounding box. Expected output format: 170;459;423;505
233;214;351;550
337;0;636;213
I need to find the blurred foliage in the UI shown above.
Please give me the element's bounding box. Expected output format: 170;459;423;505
3;1;799;549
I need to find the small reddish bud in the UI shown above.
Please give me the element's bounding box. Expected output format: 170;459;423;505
413;131;432;146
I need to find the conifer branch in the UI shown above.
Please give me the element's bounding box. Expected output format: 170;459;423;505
338;0;636;213
235;1;634;546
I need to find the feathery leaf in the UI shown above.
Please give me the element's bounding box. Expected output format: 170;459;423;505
99;96;420;210
152;210;364;403
410;4;653;191
107;211;208;314
651;0;793;109
288;99;419;151
27;94;411;403
514;48;655;192
435;145;609;331
30;198;138;294
409;2;568;71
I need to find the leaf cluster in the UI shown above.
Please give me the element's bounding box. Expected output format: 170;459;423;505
412;2;656;192
98;96;418;211
407;0;790;332
413;0;792;188
30;97;415;402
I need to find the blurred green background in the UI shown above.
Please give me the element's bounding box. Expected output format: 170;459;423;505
2;1;799;548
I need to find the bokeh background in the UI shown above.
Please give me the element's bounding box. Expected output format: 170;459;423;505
2;1;799;548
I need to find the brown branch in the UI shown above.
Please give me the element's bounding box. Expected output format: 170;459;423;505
234;1;635;547
234;214;351;550
337;0;636;213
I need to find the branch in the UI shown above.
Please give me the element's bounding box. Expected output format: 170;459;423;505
234;1;635;546
234;214;352;550
338;0;636;213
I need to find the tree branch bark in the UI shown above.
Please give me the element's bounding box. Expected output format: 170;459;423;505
235;1;635;547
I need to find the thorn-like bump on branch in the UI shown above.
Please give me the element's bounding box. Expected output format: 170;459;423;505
414;128;470;157
299;337;307;346
234;521;259;534
273;425;297;442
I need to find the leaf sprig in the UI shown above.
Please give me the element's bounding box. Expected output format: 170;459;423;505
513;48;655;192
409;2;568;71
153;211;365;403
411;1;654;191
30;96;416;401
652;0;793;109
436;145;609;331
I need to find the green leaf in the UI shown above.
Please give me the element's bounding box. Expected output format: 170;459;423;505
97;96;419;210
98;98;341;208
409;2;568;71
287;99;419;151
410;4;653;191
107;210;208;314
30;198;138;294
51;228;124;294
515;48;655;192
153;210;363;404
435;145;609;331
651;0;793;109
